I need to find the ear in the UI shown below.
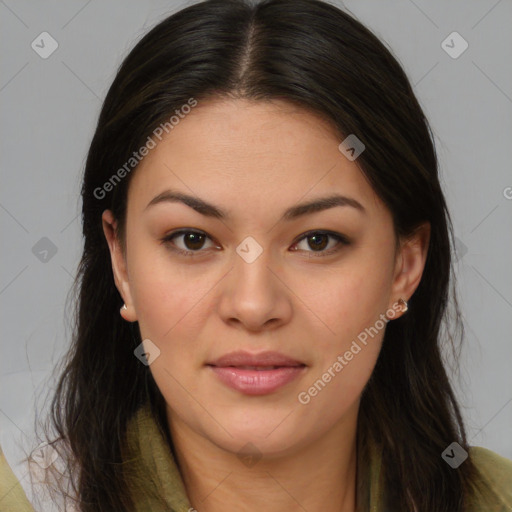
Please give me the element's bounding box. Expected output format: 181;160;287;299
101;209;137;322
388;222;431;316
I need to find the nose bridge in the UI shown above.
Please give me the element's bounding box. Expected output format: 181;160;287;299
217;234;290;330
232;234;276;297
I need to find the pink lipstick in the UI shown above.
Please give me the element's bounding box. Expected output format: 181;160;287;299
206;351;306;395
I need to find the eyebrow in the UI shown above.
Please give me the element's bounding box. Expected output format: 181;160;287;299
144;189;366;221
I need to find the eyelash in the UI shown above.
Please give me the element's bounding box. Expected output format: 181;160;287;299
160;229;350;258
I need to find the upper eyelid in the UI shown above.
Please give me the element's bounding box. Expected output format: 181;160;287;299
165;229;219;249
164;229;347;250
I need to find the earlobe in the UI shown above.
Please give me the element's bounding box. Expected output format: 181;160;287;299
101;210;137;322
389;222;430;314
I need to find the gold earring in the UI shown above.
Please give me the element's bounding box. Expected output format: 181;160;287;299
398;298;408;313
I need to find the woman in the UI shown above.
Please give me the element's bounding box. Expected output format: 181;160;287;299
2;0;511;510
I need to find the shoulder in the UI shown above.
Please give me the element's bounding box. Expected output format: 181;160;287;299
468;445;512;511
0;445;34;511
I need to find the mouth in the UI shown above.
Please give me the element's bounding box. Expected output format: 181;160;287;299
206;350;306;368
208;364;305;369
205;352;307;395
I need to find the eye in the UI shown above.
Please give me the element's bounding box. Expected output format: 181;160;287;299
160;229;218;256
290;230;350;257
161;229;350;258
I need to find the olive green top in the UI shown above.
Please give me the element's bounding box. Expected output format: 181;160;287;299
2;403;512;511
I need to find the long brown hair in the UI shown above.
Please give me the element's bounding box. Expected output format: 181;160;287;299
26;0;485;509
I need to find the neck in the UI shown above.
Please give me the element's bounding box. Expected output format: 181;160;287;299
167;405;359;512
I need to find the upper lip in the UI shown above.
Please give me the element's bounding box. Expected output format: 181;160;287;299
207;351;305;367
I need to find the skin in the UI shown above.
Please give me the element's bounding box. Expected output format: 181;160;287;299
102;97;430;512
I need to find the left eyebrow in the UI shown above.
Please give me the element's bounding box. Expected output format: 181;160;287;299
144;189;366;220
281;194;366;220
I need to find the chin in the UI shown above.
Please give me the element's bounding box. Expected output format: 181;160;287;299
199;411;307;456
211;430;303;462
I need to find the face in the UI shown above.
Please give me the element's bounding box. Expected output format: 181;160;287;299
103;97;429;459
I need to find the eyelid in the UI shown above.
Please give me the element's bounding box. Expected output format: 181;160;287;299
161;229;219;255
161;229;350;257
290;230;350;256
292;229;350;246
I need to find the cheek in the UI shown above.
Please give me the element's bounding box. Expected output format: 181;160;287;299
128;242;212;341
297;284;385;423
130;262;208;403
294;252;391;406
295;260;392;348
298;340;381;431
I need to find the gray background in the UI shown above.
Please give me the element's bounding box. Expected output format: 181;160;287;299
1;0;511;501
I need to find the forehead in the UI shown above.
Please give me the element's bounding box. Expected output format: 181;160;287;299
127;98;384;221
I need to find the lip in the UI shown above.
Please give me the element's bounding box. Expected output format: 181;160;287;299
206;351;306;395
207;350;304;368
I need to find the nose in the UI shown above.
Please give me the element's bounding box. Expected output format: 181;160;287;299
216;245;293;332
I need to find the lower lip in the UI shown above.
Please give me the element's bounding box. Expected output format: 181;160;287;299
208;365;306;395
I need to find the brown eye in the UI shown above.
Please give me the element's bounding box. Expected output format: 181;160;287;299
181;232;206;250
291;231;350;256
161;230;217;256
306;233;329;251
